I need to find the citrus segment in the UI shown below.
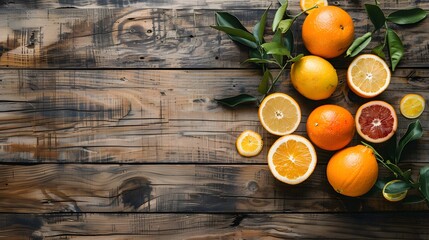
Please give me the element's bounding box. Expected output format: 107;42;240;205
355;101;398;143
382;180;408;202
258;93;301;136
236;130;263;157
400;93;425;119
327;145;378;197
268;134;317;185
347;54;391;98
300;0;328;14
302;6;354;58
290;55;338;100
306;105;355;151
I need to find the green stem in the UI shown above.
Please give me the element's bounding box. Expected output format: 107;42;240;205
258;61;289;104
296;4;319;17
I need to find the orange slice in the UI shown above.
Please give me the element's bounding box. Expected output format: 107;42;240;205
347;54;391;98
300;0;328;14
355;101;398;143
267;134;317;185
400;93;425;119
236;130;263;157
258;93;301;136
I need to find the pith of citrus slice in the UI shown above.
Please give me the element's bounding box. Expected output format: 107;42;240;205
355;101;398;143
382;180;408;202
258;93;301;136
347;54;391;98
400;93;425;119
236;130;263;157
267;134;317;185
300;0;328;14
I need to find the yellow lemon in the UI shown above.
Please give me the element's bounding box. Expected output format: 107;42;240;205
400;93;425;119
236;130;263;157
290;55;338;100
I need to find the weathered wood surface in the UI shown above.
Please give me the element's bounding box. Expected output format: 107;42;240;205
1;0;429;239
0;69;427;163
0;0;428;9
1;164;428;214
1;213;428;239
0;7;428;68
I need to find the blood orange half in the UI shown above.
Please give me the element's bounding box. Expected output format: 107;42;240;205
355;101;398;143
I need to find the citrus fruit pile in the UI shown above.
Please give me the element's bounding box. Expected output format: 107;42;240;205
233;3;426;201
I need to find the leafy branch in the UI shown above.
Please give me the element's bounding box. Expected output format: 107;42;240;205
346;3;427;71
362;120;428;205
212;0;316;108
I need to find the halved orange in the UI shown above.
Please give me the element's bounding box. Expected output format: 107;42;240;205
236;130;263;157
300;0;328;14
400;93;425;119
258;93;301;136
267;134;317;185
347;54;391;98
355;101;398;143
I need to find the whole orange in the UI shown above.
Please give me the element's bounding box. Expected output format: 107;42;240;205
326;145;378;197
302;6;354;59
306;105;355;151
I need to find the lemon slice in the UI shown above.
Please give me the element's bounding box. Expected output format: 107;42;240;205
236;130;263;157
300;0;328;14
400;93;425;119
382;180;408;202
268;134;317;185
347;54;391;98
258;93;301;136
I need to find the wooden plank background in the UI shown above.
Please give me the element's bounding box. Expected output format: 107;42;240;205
0;0;429;238
0;8;428;68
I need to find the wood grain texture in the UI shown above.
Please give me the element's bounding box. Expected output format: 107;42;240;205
0;212;428;239
0;7;428;68
0;69;427;163
0;164;428;213
1;0;428;9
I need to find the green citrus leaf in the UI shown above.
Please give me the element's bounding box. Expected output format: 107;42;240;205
261;42;291;57
284;30;294;53
243;58;278;65
272;3;288;32
385;160;403;178
253;6;270;43
215;94;258;108
419;166;429;201
395;120;423;164
278;0;287;5
258;70;273;94
289;54;304;63
387;8;428;25
278;19;294;34
365;4;386;30
384;180;411;194
212;26;258;48
372;44;386;59
272;30;284;65
215;12;248;30
387;28;404;71
346;32;372;57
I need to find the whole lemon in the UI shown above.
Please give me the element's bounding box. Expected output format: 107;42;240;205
290;55;338;100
